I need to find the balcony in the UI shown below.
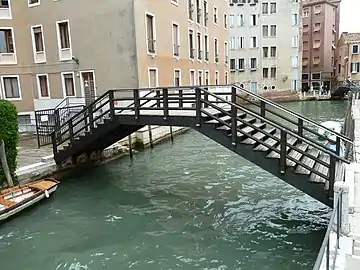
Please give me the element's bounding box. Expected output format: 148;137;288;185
198;50;202;60
215;54;219;63
205;51;209;61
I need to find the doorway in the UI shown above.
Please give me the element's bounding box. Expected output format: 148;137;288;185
81;71;96;105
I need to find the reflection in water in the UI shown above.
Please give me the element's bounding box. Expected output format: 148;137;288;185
0;100;346;270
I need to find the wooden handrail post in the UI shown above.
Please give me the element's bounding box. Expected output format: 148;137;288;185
336;136;341;156
179;89;183;108
204;87;209;108
109;90;115;121
280;130;287;174
156;90;161;107
133;89;140;120
231;87;237;146
163;88;169;120
88;105;94;131
329;156;336;200
260;100;265;122
195;87;202;126
298;118;303;144
69;119;74;144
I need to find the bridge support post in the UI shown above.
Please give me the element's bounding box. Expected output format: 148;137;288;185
195;88;202;127
334;181;350;235
148;125;154;148
231;87;237;146
297;119;303;144
260;101;265;123
280;130;287;174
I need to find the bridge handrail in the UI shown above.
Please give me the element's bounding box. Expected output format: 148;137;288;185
312;190;343;270
202;87;349;163
232;84;353;144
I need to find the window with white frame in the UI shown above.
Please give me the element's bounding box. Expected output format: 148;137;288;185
204;71;209;85
229;14;235;27
189;29;195;59
250;14;257;26
213;6;218;24
196;0;201;24
62;73;75;97
190;70;196;85
352;44;359;54
215;71;219;85
0;28;14;53
225;72;228;85
188;0;194;21
270;2;276;13
37;74;49;98
56;20;72;61
198;70;203;85
203;0;208;27
174;69;181;86
2;76;21;99
224;41;228;64
237;37;245;49
292;14;298;25
214;38;219;62
172;23;180;57
238;58;245;70
229;37;235;50
270;25;276;37
28;0;40;7
224;13;228;29
291;56;299;68
146;13;156;54
292;36;299;47
31;25;46;63
351;62;360;73
197;32;202;60
204;34;209;61
237;14;244;26
250;36;257;48
250;58;257;70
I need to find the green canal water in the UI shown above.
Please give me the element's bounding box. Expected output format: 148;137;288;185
0;101;347;270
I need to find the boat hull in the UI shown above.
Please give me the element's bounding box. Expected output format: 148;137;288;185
0;179;59;221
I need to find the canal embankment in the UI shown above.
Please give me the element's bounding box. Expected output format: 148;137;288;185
16;125;189;184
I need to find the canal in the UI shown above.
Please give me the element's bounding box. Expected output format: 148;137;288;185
0;100;347;270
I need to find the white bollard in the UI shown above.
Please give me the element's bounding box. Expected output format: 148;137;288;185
334;181;350;235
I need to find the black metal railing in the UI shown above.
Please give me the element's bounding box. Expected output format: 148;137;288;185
52;85;351;199
312;191;343;270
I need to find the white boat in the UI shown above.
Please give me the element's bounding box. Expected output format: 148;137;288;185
318;121;342;140
0;178;59;221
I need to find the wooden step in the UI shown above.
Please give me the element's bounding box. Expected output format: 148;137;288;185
216;117;257;132
241;127;276;145
286;143;309;167
254;131;279;151
235;122;266;138
205;112;246;125
266;136;297;159
295;148;320;174
308;154;330;183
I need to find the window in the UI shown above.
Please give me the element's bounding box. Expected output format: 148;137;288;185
2;76;20;99
352;45;359;54
0;0;11;19
196;0;201;24
313;56;320;65
250;82;257;93
302;58;309;66
250;14;257;26
57;21;70;49
28;0;40;7
263;68;268;78
213;6;218;24
291;56;299;68
205;71;209;85
262;25;268;37
291;80;298;91
262;3;268;14
302;74;309;80
313;39;321;49
0;0;9;8
351;62;360;73
270;2;276;13
237;14;244;26
224;14;228;29
37;74;49;98
303;41;309;51
314;23;321;32
214;38;219;62
230;58;236;69
198;70;203;85
263;47;268;58
197;32;202;60
31;26;43;52
174;69;181;86
225;72;228;85
314;5;321;15
237;37;245;49
292;36;299;47
303;10;309;17
238;58;245;70
270;67;276;78
189;29;195;59
0;28;14;53
270;25;276;37
303;24;309;33
292;14;298;26
190;70;196;85
270;46;276;57
172;23;180;57
229;14;235;27
146;14;156;53
188;0;194;21
203;1;208;27
224;41;228;64
62;73;75;97
215;71;219;85
250;36;257;48
250;58;257;70
229;37;235;50
204;34;209;61
311;73;321;80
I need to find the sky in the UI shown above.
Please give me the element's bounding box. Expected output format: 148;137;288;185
340;0;360;33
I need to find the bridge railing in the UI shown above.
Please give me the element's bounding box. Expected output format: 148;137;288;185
232;84;353;157
312;190;343;270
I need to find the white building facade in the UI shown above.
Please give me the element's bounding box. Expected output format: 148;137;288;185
228;0;302;94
